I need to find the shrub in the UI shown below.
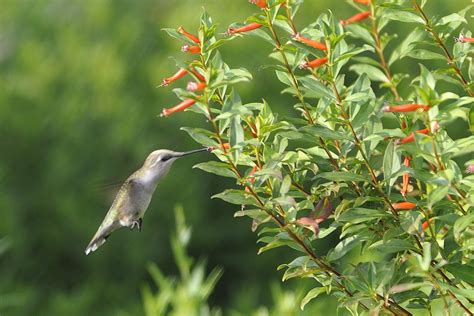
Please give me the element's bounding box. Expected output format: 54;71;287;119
157;0;474;314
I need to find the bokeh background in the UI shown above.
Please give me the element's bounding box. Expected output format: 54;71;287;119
0;0;468;315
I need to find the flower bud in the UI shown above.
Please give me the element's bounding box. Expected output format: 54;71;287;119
299;57;328;69
392;201;416;210
249;0;267;8
456;33;474;43
181;45;201;54
178;26;200;44
186;81;206;92
354;0;370;4
161;98;196;117
340;11;371;25
383;104;430;112
160;68;188;87
227;23;262;35
292;33;327;50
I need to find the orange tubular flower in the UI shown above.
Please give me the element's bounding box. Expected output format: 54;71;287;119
227;23;262;35
191;69;205;82
160;68;188;87
340;11;371;25
181;45;201;54
161;98;196;117
292;33;327;50
457;34;474;43
187;81;206;92
392;201;417;210
383;104;430;113
178;26;200;44
249;0;267;8
299;57;328;69
354;0;370;4
397;128;431;144
400;156;411;197
422;219;433;231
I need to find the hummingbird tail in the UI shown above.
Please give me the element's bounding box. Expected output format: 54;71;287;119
85;223;117;255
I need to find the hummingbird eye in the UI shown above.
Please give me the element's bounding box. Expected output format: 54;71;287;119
159;155;172;162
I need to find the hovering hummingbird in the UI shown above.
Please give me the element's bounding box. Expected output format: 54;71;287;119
85;148;209;255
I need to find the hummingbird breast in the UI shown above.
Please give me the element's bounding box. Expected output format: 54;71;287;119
114;175;156;227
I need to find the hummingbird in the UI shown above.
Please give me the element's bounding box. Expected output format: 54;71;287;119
85;147;209;255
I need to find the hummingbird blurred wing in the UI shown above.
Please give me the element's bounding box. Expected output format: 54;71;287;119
85;176;142;255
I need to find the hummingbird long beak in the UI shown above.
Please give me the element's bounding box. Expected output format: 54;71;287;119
172;147;210;158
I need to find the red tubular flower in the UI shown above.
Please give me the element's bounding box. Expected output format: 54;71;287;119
181;45;201;54
422;218;433;231
186;81;206;92
191;69;205;82
161;98;196;117
383;104;430;113
400;156;411;197
340;11;371;25
227;23;262;35
178;26;200;44
160;68;188;87
249;0;267;8
299;57;328;69
457;34;474;43
392;201;416;210
292;33;327;50
397;128;430;144
354;0;370;4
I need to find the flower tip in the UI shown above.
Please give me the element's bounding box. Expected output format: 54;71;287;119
431;121;440;132
187;82;198;91
466;164;474;174
298;61;309;69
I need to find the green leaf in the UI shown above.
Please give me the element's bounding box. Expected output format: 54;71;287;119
453;213;474;242
161;28;197;45
350;64;388;82
383;9;424;24
327;235;364;261
230;116;244;161
337;208;391;224
334;45;372;63
300;287;326;310
445;263;474;284
276;70;293;87
405;49;445;61
280;175;292;195
427;186;449;208
389;28;424;65
383;140;401;190
317;172;367;182
299;77;335;99
300;125;350;140
193;161;236;178
212;189;257;206
368;239;415;254
181;127;218;147
345;24;375;45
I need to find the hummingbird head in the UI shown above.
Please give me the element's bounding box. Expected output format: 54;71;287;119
141;148;209;184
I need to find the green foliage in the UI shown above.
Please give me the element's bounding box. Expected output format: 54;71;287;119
142;206;222;316
158;0;474;314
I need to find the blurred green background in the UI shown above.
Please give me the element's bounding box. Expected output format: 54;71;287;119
0;0;467;315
